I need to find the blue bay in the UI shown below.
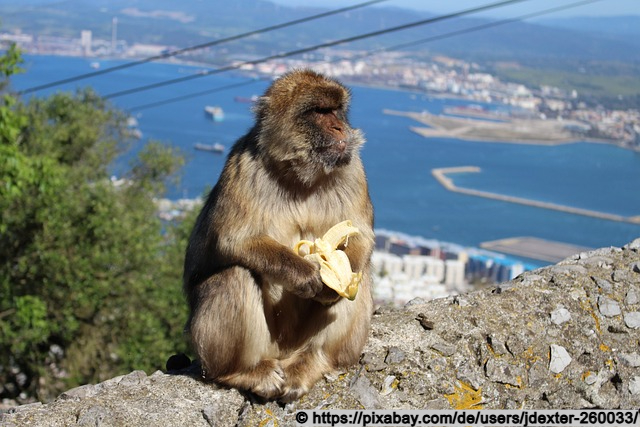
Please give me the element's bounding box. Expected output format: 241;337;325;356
12;55;640;263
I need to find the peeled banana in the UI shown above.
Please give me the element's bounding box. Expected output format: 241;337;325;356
294;220;362;301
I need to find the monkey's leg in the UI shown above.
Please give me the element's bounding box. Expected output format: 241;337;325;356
279;349;331;403
189;267;285;399
279;279;373;402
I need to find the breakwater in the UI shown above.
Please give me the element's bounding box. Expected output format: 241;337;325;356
432;166;640;224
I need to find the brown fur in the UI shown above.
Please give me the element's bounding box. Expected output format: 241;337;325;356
183;69;374;402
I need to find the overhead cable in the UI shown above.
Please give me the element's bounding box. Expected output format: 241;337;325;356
332;0;606;64
127;0;603;112
17;0;388;95
104;0;532;99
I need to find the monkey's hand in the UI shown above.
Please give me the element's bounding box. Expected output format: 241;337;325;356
293;220;362;301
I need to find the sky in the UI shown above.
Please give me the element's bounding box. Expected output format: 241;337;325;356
271;0;639;18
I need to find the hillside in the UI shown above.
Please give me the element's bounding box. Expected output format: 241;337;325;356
1;1;639;63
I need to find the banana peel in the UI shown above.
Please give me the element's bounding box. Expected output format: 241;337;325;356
294;220;362;301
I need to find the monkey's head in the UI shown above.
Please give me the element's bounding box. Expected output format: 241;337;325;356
254;69;365;187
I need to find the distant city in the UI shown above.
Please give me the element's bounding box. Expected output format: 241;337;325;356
4;25;638;306
2;24;639;151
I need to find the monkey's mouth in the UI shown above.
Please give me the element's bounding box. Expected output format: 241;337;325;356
316;139;351;170
327;139;347;154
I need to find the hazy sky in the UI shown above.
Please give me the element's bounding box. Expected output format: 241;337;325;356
271;0;639;18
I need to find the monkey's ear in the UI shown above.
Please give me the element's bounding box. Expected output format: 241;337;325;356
252;96;270;119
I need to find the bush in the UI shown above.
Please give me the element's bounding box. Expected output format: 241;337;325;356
0;45;193;402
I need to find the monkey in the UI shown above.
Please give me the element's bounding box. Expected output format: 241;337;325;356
183;69;374;402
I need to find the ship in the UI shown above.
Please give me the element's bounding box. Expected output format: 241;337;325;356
194;142;225;153
234;95;259;103
204;106;224;122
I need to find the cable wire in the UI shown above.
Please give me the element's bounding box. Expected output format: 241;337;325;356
127;0;602;112
103;0;532;99
16;0;388;95
332;0;606;64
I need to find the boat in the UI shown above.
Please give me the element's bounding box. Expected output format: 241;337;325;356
126;116;142;139
204;105;224;122
234;95;259;103
90;61;100;69
194;142;225;153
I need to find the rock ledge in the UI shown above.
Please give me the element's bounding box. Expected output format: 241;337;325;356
3;239;640;426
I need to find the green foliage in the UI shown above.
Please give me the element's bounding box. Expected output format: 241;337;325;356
0;48;193;402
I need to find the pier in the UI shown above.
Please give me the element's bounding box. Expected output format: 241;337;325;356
432;166;640;224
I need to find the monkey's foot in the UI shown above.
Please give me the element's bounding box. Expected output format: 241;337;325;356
220;359;285;400
278;351;328;402
280;383;310;403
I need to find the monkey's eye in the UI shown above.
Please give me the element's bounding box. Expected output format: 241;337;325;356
313;107;335;115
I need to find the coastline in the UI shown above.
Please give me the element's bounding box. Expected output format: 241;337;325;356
384;108;623;147
16;54;640;260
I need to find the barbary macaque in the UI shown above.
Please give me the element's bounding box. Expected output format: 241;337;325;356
183;69;374;402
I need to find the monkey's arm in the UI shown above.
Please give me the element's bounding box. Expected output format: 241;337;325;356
342;232;374;273
226;235;324;299
341;190;374;274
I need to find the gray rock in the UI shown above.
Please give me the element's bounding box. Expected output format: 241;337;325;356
625;238;640;251
430;342;456;357
487;335;508;355
624;312;640;329
593;276;613;293
361;352;386;372
455;361;484;391
117;370;147;387
485;358;526;387
384;346;406;365
619;352;640;367
76;405;109;427
550;306;572;325
350;374;380;409
583;372;598;385
549;344;572;374
59;384;98;401
405;297;427;307
630;377;640;396
626;288;639;305
613;269;634;283
597;296;621;317
520;274;544;287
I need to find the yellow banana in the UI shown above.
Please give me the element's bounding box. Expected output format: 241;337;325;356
293;220;362;300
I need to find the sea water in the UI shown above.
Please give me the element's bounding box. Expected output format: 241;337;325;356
11;55;640;260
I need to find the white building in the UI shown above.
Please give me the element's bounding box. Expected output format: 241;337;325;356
80;30;92;56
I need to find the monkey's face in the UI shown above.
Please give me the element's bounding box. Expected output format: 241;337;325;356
304;101;358;171
256;70;365;186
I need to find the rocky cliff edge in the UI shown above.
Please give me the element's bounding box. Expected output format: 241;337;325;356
3;239;640;426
